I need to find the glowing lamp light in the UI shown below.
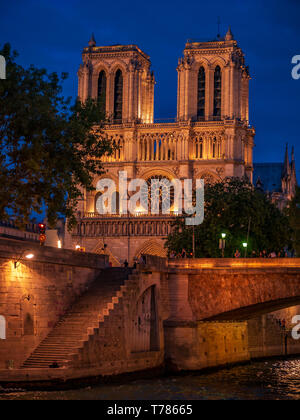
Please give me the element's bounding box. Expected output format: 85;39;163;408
14;250;35;268
57;241;62;249
75;245;81;250
221;233;226;239
25;253;34;260
243;242;248;248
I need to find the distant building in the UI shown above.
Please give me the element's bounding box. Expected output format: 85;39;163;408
0;221;39;242
254;145;297;210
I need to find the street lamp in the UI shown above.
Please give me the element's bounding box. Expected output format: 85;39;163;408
14;250;35;269
219;233;226;257
243;242;248;258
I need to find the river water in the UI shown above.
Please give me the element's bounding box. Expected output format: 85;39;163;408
1;358;300;400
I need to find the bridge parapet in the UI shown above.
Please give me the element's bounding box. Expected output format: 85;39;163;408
141;256;300;273
168;258;300;270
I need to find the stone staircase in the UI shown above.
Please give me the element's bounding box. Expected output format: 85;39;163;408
21;268;133;369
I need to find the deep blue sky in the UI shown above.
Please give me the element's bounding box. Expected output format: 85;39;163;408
1;0;299;176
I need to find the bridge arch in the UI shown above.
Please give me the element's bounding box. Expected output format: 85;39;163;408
204;296;300;321
186;264;300;321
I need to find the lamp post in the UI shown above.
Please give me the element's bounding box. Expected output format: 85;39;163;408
14;250;35;269
245;217;251;258
219;233;226;258
192;225;195;258
243;242;248;258
191;196;197;258
127;191;131;264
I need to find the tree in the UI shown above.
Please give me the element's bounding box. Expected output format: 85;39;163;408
287;186;300;256
166;177;292;258
0;43;115;230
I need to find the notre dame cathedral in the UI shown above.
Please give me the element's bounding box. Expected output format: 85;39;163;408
65;28;268;265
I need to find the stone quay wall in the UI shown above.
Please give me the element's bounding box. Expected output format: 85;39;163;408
0;238;107;369
1;253;300;384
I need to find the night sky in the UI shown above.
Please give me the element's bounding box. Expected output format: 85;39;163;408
1;0;299;176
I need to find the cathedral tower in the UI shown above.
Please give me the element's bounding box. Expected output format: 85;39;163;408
78;35;155;123
177;28;250;123
68;31;256;265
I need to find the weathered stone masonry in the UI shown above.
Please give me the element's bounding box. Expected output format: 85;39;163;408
1;251;300;384
0;238;107;369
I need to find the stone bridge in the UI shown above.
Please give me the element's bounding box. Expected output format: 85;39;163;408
142;256;300;372
1;244;300;385
144;256;300;321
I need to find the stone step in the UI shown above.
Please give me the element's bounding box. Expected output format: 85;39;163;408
21;267;133;369
25;356;73;361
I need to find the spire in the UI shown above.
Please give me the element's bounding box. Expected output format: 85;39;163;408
256;176;264;192
291;146;296;175
88;33;96;47
283;143;291;177
292;146;295;163
225;26;234;41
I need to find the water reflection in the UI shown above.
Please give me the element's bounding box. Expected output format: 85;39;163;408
1;359;300;400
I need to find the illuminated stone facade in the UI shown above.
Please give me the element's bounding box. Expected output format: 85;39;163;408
68;30;255;264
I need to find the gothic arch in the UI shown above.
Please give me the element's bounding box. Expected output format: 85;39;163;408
90;63;110;100
97;69;107;116
135;239;167;260
198;171;219;185
191;57;210;71
109;60;128;75
197;66;206;119
140;168;177;181
213;65;222;118
93;173;119;189
113;69;124;122
94;64;110;77
209;56;227;69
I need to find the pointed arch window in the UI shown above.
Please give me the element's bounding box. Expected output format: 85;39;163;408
98;70;107;117
197;67;206;120
114;69;123;123
195;137;203;159
213;141;216;158
200;142;203;159
213;66;222;119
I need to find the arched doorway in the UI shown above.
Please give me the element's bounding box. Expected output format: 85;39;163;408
21;296;35;336
131;286;159;353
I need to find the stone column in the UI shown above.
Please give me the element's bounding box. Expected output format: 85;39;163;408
166;273;194;321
